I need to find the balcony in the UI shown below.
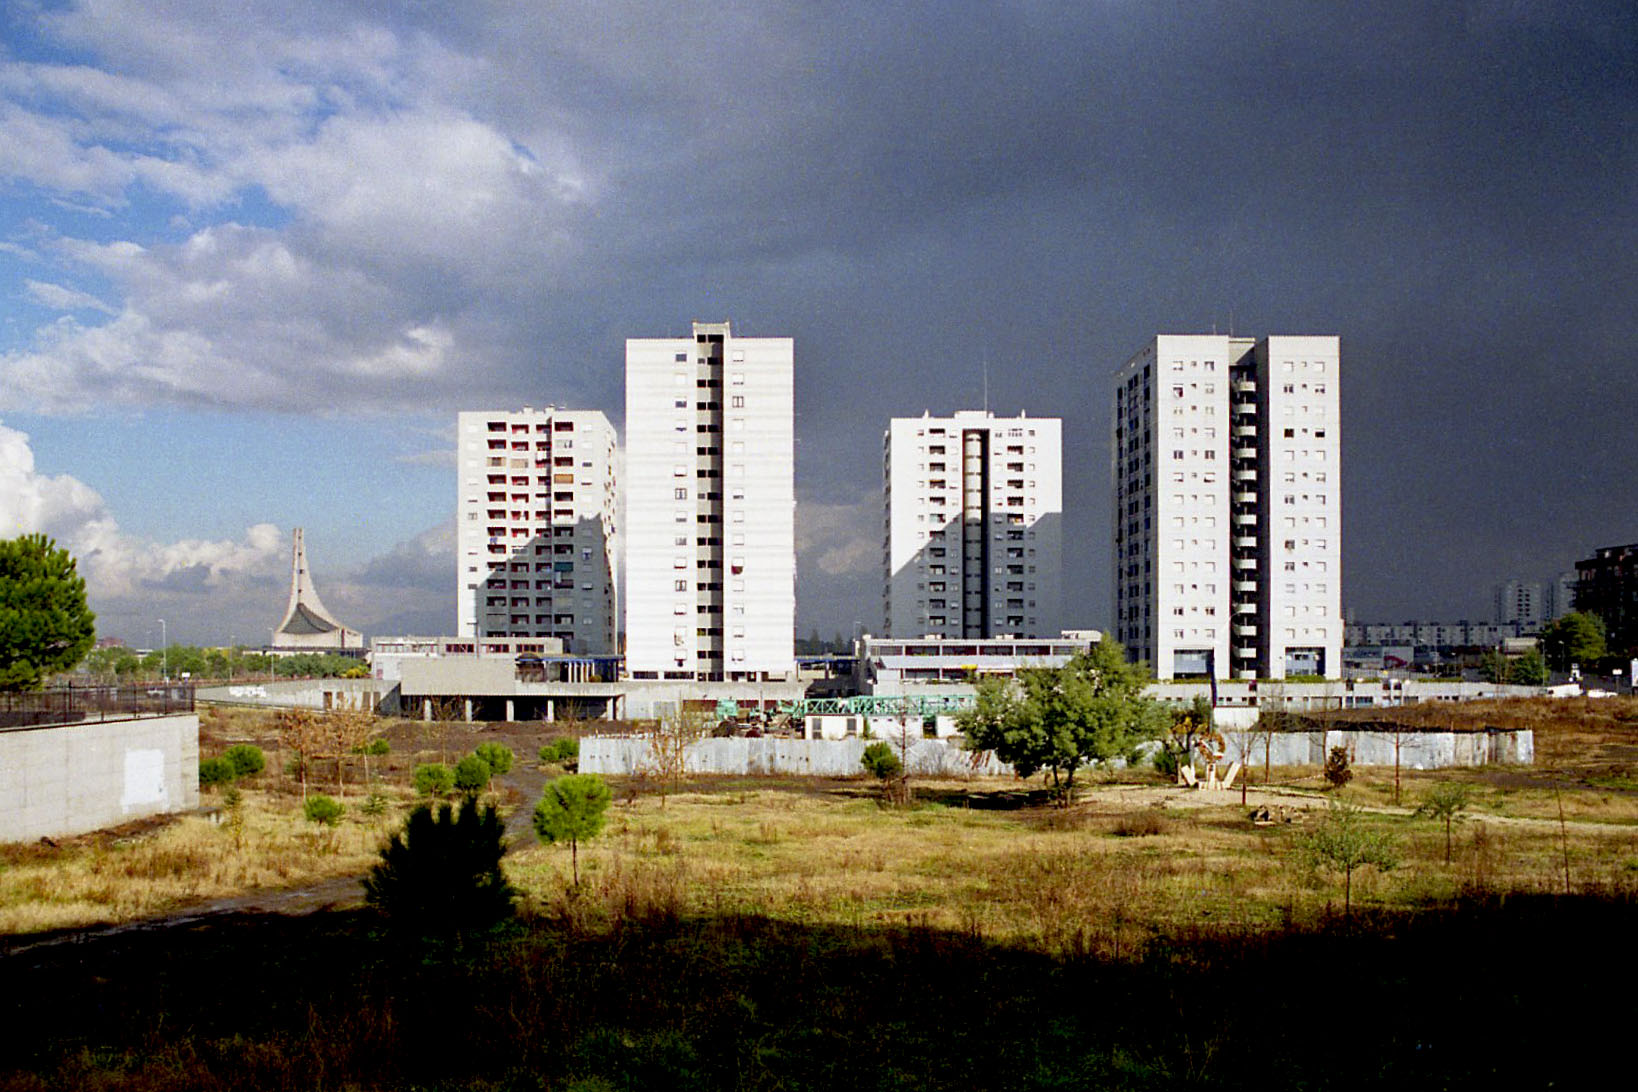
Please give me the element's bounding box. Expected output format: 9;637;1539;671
1233;580;1258;593
1234;536;1257;549
1234;624;1258;638
1233;512;1258;526
1233;425;1257;438
1234;491;1257;504
1232;467;1257;482
1233;557;1257;571
1233;446;1257;460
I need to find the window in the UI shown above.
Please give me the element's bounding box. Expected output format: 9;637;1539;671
730;395;745;408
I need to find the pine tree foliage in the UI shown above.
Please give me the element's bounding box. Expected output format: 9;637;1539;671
362;801;515;935
0;534;96;691
957;639;1169;804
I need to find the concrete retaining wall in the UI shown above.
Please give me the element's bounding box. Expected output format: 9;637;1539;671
583;736;1013;777
583;727;1532;779
197;679;389;714
1222;728;1533;769
0;713;199;842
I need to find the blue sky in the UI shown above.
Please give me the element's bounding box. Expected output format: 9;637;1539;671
2;1;1635;646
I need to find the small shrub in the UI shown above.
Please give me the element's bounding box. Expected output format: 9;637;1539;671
539;738;579;765
1151;746;1181;779
198;757;236;788
860;741;902;781
359;738;391;756
222;744;266;778
474;742;514;776
1111;810;1172;837
1323;745;1353;790
303;795;345;827
361;791;390;818
454;755;492;796
414;763;455;798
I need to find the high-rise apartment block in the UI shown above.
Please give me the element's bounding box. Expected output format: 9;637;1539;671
625;322;795;680
882;411;1062;638
1493;579;1544;630
455;408;618;653
1112;334;1341;679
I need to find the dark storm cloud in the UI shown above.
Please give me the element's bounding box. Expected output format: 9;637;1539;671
486;0;1636;630
13;1;1636;635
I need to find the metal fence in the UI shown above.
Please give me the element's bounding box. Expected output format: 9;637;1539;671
0;683;195;730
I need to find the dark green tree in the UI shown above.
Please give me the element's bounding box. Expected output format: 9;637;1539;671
474;742;514;776
1507;648;1549;686
1477;649;1508;684
1539;612;1606;672
362;801;515;936
957;639;1169;805
0;534;96;691
533;773;613;885
453;754;492;796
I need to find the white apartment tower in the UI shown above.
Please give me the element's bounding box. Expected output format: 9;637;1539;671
1112;335;1341;679
625;322;796;680
883;411;1062;638
456;408;618;654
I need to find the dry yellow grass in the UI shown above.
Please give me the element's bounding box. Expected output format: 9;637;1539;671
503;776;1638;956
0;789;395;934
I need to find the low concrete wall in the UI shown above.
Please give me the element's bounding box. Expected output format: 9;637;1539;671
1222;728;1533;769
197;679;389;713
583;727;1531;779
583;736;1012;777
0;713;199;842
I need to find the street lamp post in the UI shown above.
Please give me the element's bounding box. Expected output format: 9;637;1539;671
158;618;167;682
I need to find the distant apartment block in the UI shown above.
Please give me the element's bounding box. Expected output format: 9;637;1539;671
455;408;618;654
1346;620;1533;648
625;321;795;681
1575;542;1638;655
1545;570;1579;622
882;410;1062;638
1493;580;1544;630
1112;334;1341;679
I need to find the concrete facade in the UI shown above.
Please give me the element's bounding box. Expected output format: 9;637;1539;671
1113;335;1342;680
455;407;618;654
625;321;796;681
0;713;199;842
882;411;1063;639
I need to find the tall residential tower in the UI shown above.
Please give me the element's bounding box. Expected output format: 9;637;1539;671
883;411;1062;638
455;407;618;653
1112;335;1340;679
625;321;795;680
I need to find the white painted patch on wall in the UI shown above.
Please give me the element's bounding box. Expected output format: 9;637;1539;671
122;749;167;809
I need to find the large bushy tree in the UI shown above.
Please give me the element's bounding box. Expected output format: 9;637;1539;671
0;534;96;691
1539;612;1606;672
957;639;1169;804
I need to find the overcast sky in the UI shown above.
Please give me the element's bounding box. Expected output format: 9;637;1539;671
2;0;1634;646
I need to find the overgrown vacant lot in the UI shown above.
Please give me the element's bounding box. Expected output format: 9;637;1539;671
4;696;1638;939
1;698;1636;1089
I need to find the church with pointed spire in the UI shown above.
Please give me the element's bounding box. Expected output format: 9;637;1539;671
271;528;363;653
